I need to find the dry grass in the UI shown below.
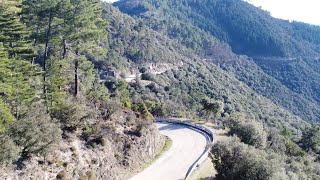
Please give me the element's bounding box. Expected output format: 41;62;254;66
141;136;172;169
154;136;173;160
189;157;215;180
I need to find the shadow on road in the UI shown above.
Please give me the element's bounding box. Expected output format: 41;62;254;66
158;123;187;131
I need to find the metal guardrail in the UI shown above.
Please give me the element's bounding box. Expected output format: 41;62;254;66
155;118;214;180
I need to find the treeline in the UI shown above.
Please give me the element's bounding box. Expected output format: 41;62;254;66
114;0;219;54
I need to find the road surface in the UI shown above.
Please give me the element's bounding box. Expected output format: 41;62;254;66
130;122;207;180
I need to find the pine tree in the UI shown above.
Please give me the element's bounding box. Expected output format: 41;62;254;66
0;1;35;119
0;40;33;120
61;0;108;97
21;0;107;98
21;0;68;100
46;58;68;112
0;0;33;60
0;43;15;132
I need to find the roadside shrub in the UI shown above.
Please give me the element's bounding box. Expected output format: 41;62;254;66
226;113;267;148
212;137;320;180
211;137;278;180
132;101;153;120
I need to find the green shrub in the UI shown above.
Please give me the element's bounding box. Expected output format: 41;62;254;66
0;99;15;132
8;103;61;158
0;134;20;165
212;136;320;180
121;97;132;108
51;98;89;129
226;113;267;148
301;125;320;154
212;137;278;180
132;101;153;120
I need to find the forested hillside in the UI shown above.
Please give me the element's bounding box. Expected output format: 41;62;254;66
2;0;320;179
115;0;320;57
0;1;164;179
102;3;310;128
110;0;320;179
114;0;320;122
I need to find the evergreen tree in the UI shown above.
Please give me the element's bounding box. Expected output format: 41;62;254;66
46;58;68;112
0;97;14;132
61;0;108;97
0;42;33;120
0;0;33;60
21;0;108;99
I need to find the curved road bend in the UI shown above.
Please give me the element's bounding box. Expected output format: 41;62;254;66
130;122;207;180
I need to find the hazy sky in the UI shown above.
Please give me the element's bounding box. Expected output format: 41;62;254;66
102;0;320;25
247;0;320;25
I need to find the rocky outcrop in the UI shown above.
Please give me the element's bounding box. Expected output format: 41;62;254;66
146;62;183;74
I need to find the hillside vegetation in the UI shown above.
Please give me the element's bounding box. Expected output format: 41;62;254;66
2;0;320;179
114;0;320;122
0;1;163;179
111;0;320;179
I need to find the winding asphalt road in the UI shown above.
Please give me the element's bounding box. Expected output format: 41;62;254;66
130;122;208;180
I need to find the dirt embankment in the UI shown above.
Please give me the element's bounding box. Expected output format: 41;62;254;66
0;110;165;180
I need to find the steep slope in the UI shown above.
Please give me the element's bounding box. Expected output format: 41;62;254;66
114;0;320;122
105;2;320;179
99;5;320;178
115;0;320;57
101;3;308;131
98;3;187;76
0;1;165;179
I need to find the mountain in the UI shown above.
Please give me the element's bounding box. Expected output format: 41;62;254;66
106;0;320;178
115;0;320;57
113;0;320;122
101;2;307;130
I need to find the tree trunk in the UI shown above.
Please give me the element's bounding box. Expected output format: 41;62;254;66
62;38;67;59
43;11;53;94
74;60;79;97
9;41;14;58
